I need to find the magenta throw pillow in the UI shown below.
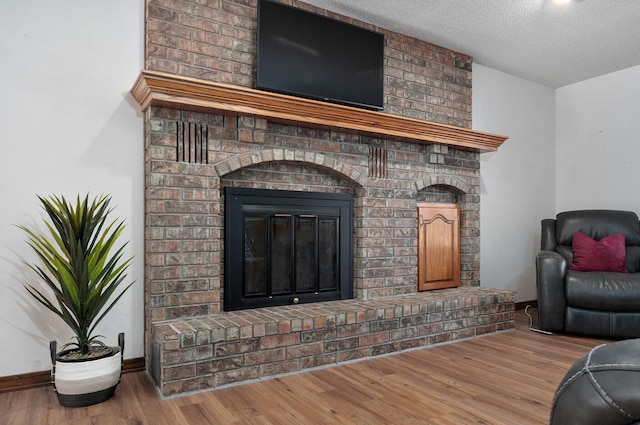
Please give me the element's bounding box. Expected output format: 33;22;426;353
570;231;628;273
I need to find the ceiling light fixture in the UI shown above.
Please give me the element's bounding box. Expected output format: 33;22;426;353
553;0;571;5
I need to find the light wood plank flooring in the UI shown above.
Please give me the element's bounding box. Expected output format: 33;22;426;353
1;310;609;425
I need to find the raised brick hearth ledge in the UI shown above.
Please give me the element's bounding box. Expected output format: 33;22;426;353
152;287;515;397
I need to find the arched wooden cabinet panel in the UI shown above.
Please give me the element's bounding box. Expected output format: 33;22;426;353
417;203;460;291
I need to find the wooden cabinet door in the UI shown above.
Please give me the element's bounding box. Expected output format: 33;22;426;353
417;203;460;291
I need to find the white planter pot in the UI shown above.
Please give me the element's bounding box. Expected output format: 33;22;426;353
50;333;124;407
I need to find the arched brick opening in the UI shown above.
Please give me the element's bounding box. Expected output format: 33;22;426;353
214;148;368;188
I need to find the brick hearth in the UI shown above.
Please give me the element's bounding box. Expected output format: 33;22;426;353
135;0;513;397
152;288;514;395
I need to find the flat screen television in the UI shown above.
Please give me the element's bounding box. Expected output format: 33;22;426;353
256;0;385;111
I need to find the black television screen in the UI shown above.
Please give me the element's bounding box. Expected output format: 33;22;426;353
256;0;385;111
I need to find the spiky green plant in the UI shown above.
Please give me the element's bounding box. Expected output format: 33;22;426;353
18;194;133;355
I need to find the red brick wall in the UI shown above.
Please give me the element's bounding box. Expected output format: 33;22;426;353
141;0;491;393
143;0;479;330
146;0;472;128
145;109;481;320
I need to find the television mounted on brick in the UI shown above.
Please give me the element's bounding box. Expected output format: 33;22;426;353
256;0;385;111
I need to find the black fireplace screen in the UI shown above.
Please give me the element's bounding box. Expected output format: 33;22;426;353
224;188;353;311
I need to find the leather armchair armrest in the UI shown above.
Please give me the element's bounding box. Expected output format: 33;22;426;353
536;250;567;332
541;219;557;251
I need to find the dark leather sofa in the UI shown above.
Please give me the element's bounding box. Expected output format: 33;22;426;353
536;210;640;338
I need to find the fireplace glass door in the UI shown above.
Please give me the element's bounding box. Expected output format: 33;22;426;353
225;188;353;311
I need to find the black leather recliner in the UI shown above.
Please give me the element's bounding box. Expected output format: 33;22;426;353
536;210;640;338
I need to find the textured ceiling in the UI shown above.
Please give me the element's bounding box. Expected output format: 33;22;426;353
301;0;640;88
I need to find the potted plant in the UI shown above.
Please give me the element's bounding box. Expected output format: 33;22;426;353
18;194;133;407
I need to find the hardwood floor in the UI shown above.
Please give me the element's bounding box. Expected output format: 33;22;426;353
0;310;609;425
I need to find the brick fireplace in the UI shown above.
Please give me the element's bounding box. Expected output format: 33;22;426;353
132;0;515;397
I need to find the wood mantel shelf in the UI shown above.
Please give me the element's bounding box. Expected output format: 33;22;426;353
131;70;507;151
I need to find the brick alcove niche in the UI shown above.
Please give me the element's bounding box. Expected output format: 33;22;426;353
136;0;514;397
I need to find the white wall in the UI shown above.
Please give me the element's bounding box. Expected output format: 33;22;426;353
474;65;556;302
0;0;144;376
556;65;640;211
475;64;640;303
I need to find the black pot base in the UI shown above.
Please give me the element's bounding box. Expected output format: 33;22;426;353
56;384;118;408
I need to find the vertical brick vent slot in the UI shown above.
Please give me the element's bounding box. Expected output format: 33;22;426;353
176;121;209;164
369;144;388;178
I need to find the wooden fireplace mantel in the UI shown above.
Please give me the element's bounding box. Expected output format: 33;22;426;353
130;70;507;152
